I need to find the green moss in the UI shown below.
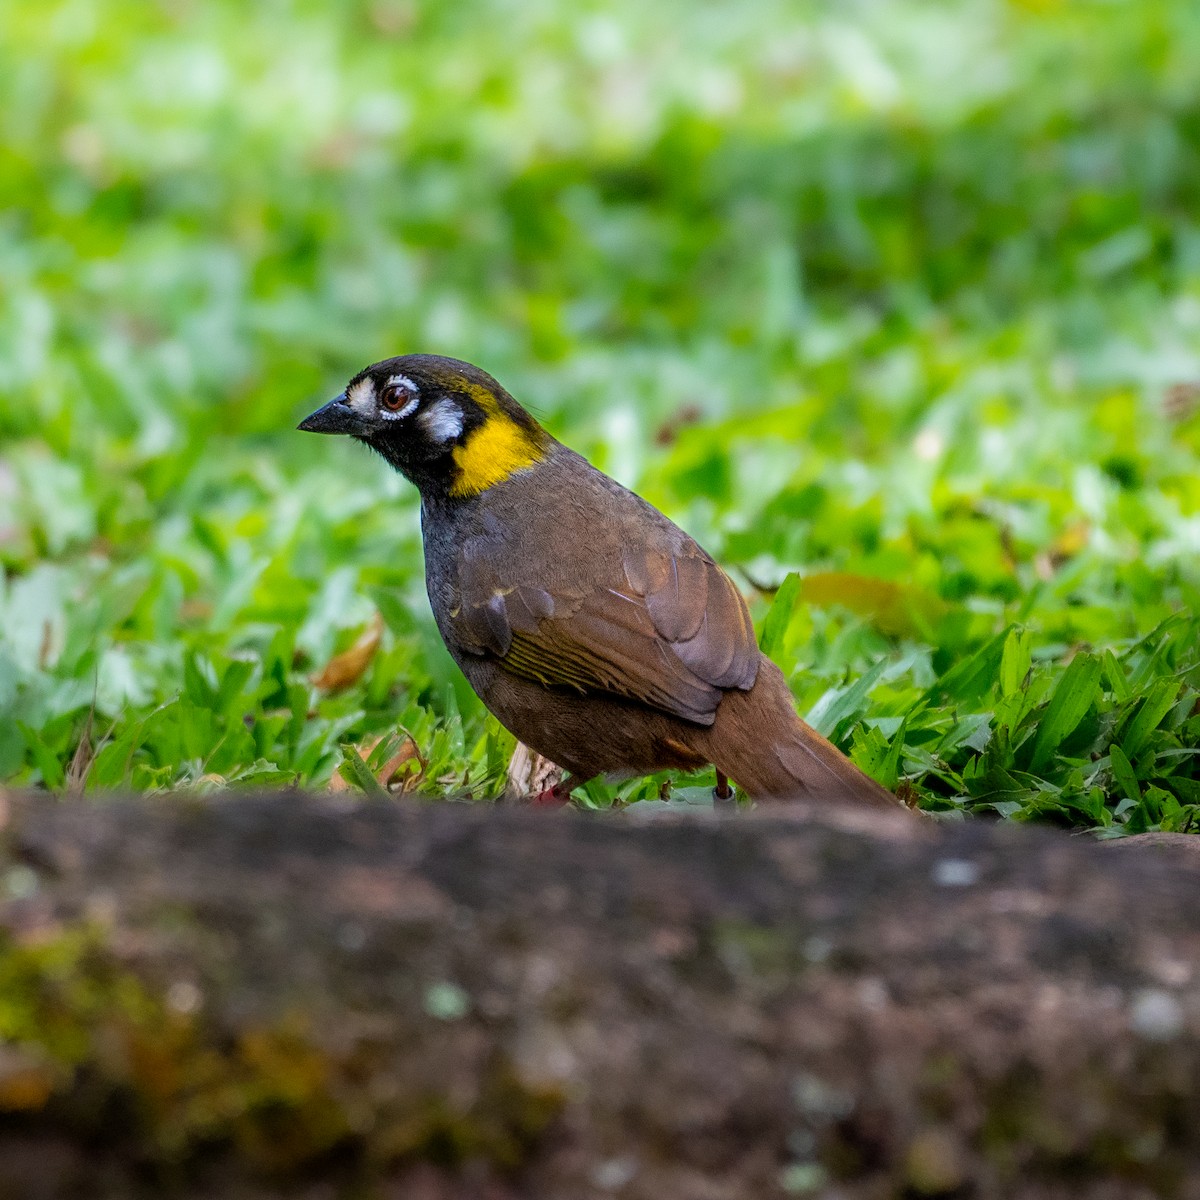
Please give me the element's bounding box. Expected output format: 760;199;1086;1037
0;924;562;1177
978;1059;1188;1194
713;919;801;980
0;925;161;1067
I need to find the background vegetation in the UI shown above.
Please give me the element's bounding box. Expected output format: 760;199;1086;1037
3;0;1200;829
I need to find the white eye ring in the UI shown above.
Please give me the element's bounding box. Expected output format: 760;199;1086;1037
379;393;419;420
379;374;419;420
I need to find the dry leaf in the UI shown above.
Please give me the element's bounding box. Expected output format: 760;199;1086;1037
329;731;422;793
798;572;947;638
384;735;423;791
654;403;703;446
179;599;214;621
1164;382;1200;422
329;757;363;792
368;1;416;35
311;613;384;691
38;620;55;670
330;734;382;793
65;708;96;796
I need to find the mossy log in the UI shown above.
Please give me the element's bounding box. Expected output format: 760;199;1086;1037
0;792;1198;1199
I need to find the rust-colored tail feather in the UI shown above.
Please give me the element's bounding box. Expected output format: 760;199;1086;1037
695;656;900;808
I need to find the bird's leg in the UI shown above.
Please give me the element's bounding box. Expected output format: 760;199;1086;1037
507;743;573;806
713;771;734;804
530;776;577;808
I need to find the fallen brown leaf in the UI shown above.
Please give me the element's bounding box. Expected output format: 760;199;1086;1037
654;403;703;446
38;620;55;670
329;731;422;793
311;613;384;691
384;734;423;792
799;572;947;639
1164;382;1200;422
329;754;363;793
179;599;214;621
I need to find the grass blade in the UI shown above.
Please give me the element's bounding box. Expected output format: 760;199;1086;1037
1028;653;1102;774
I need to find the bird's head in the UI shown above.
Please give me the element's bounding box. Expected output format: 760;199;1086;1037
298;354;549;499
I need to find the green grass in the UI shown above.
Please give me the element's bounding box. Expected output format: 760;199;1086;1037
3;0;1200;830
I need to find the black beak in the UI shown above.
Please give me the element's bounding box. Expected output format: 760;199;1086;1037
298;393;365;436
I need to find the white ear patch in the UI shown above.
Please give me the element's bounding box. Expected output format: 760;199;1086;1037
420;398;464;442
346;376;376;414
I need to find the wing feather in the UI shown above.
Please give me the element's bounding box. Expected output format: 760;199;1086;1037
455;544;758;726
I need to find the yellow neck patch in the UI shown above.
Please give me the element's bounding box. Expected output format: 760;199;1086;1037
449;413;546;498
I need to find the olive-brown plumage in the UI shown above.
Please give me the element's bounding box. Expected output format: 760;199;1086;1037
300;354;899;808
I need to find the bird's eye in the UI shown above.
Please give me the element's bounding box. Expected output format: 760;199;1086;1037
381;385;411;411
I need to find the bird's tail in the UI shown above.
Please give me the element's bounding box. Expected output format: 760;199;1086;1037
696;655;901;808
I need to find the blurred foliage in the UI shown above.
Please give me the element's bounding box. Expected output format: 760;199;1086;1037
2;0;1200;829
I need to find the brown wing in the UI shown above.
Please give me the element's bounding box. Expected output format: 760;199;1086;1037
454;542;759;726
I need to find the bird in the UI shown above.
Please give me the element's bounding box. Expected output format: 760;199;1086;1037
299;354;900;810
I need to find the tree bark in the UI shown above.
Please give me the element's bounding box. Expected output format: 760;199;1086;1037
0;791;1197;1199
